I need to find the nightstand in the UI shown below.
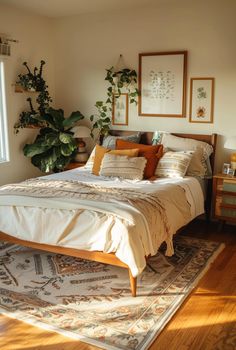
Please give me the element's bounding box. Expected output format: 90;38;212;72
65;162;86;170
213;173;236;225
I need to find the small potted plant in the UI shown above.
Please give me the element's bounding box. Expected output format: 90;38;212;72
16;60;46;92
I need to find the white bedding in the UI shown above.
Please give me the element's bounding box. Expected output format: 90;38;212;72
0;167;204;276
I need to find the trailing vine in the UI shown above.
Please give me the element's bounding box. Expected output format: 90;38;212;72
90;65;139;138
14;60;52;133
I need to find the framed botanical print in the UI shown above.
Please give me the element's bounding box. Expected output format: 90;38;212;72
112;93;128;125
138;51;187;117
189;77;214;123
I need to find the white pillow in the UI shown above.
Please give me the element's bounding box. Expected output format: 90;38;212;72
161;133;213;157
100;154;147;180
155;151;193;178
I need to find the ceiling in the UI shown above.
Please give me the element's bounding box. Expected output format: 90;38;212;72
0;0;161;18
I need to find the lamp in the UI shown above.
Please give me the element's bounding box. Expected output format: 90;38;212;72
224;136;236;170
71;126;91;162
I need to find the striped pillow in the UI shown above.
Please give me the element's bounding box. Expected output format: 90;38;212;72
160;133;213;176
100;154;147;180
155;151;193;178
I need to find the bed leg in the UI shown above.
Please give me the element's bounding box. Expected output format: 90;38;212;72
128;269;137;297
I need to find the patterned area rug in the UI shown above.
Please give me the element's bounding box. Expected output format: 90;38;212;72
0;236;224;350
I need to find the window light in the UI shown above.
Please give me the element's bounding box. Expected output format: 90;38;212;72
0;60;9;163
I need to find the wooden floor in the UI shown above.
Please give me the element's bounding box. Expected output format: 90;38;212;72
0;220;235;350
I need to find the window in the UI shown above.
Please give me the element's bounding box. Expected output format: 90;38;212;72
0;60;9;163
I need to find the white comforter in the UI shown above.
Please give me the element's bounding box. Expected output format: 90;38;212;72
0;168;204;276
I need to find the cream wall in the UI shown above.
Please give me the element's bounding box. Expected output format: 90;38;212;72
53;0;236;173
0;0;235;186
0;5;55;186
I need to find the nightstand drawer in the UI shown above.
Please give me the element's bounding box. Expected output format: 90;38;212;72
213;174;236;223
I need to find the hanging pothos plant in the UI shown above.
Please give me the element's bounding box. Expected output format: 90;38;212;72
90;65;139;138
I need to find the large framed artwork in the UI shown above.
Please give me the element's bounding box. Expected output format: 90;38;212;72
189;77;214;123
112;93;128;126
138;51;187;117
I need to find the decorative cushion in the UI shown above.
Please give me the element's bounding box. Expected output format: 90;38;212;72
102;132;142;150
100;154;147;180
186;147;205;177
92;144;139;176
116;139;163;179
160;133;213;176
155;151;193;178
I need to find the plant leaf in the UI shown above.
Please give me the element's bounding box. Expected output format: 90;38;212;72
59;132;75;144
23;141;50;157
60;143;76;156
63;111;84;128
45;108;64;130
31;148;58;173
95;101;103;107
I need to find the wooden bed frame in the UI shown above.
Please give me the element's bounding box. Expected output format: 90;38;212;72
0;131;217;297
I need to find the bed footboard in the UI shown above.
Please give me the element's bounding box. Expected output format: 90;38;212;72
0;231;137;297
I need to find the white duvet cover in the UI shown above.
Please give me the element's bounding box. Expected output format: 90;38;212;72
0;168;204;276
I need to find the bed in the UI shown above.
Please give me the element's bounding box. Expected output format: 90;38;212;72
0;131;217;296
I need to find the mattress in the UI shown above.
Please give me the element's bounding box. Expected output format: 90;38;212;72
0;167;204;276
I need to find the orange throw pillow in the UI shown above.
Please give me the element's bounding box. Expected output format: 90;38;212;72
116;139;163;179
92;144;139;175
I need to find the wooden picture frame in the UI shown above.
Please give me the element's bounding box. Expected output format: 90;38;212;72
112;93;128;125
138;51;187;117
189;77;214;123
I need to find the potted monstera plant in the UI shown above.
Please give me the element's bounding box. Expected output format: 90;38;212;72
23;107;84;173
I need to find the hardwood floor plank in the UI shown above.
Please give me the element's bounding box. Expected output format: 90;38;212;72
0;220;235;350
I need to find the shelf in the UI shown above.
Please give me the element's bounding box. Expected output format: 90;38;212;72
25;124;41;129
13;84;39;93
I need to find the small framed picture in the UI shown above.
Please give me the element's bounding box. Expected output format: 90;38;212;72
189;77;214;123
222;163;230;174
227;168;235;176
112;93;128;125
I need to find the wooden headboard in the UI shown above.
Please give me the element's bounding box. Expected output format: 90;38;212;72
109;130;217;172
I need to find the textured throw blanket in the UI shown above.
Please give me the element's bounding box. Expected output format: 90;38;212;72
0;178;170;233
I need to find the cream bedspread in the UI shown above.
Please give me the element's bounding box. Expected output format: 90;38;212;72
0;168;204;276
